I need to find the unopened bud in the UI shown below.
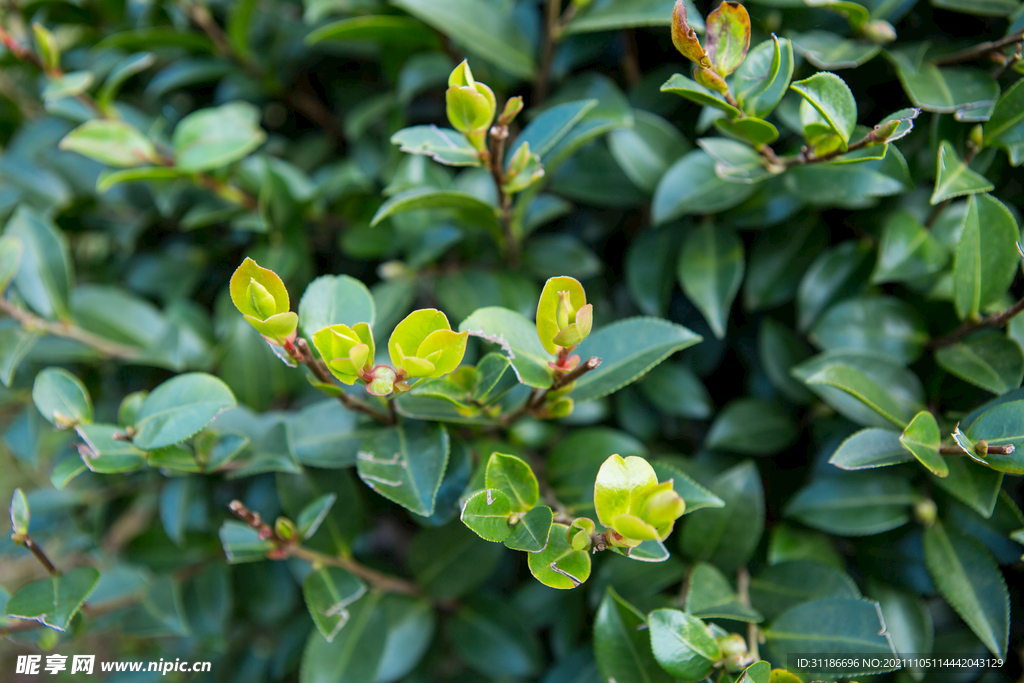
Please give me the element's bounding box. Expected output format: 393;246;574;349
717;634;748;672
693;65;729;94
498;96;524;126
862;19;896;44
970;124;984;150
870;119;900;144
275;517;298;541
549;397;574;419
247;279;276;320
914;498;938;526
367;365;398;397
642;488;686;527
555;291;574;329
974;439;989;456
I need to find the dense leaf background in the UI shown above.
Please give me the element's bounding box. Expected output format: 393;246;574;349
0;0;1023;681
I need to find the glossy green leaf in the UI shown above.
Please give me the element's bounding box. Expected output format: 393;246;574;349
390;125;480;166
300;592;387;683
790;31;880;69
810;296;927;365
572;317;702;402
298;274;376;338
681;461;764;572
763;598;899;673
872;210;947;283
791;72;857;149
923;522;1009;657
511;100;597;163
132;373;237;450
653;151;756;223
759;318;814;402
391;0;535;79
375;595;436;683
371;188;500;234
648;608;721;680
504;504;553;552
964;400;1024;473
713;116;780;147
407;522;502;600
485;452;539;512
641;361;713;419
706;398;797;455
932;141;994;204
448;597;542;677
303;567;367;642
767;525;844;567
59;119;157;167
5;206;73;320
933;456;1003;517
900;410;947;476
173;102;266;172
565;0;700;34
461;488;513;542
830;427;913;470
803;362;918;427
678;222;743;339
750;561;860;621
76;422;147;473
937;332;1024;396
460;306;554;388
888;49;999;120
528;523;592;589
609;110;689;192
953;193;1020;320
785;144;912;205
218;520;273;563
297;494;337;539
356;421;449;517
699;137;776;182
5;566;100;632
305;15;439;46
32;367;92;428
797;240;873;331
932;0;1020;15
982;78;1024;146
786;472;915;535
736;36;795;118
660;73;742;117
594;587;671;683
685;563;763;622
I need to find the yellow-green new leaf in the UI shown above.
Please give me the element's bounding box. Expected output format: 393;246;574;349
485;452;539;512
899;410;947;477
59;120;158;168
705;1;751;77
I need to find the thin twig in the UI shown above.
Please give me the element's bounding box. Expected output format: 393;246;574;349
932;28;1024;66
928;296;1024;348
737;567;759;663
487;122;519;267
939;443;1014;456
229;501;419;595
16;535;59;576
0;297;143;360
500;356;602;426
291;338;395;425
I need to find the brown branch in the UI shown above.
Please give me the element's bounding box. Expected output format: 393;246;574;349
229;501;419;595
550;355;601;392
291;338;394;425
780;129;881;167
500;356;602;426
13;535;59;576
932;28;1024;66
939;443;1015;456
487;122;519;268
0;296;143;360
928;295;1024;348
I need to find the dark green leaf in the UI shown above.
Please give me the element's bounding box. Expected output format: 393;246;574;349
750;561;860;621
303;567;367;642
982;78;1024;146
76;422;146;473
791;72;857;149
5;206;73;320
810;296;928;365
449;596;542;677
564;0;698;34
594;587;672;683
745;220;828;311
790;31;880;69
829;427;913;470
132;373;237;450
5;566;100;632
173;102;266;172
936;332;1024;396
954;193;1020;320
648;608;721;681
759;319;814;403
609;110;689;192
660;73;742;117
375;595;436;683
706;398;797;455
32;367;92;428
797;240;873;331
888;48;999;120
923;522;1009;657
872;210;947;283
786;472;916;535
900;410;947;476
218;521;273;563
298;274;376;337
932;140;994;204
300;592;387;683
681;461;764;572
933;455;1003;518
653;151;756;224
964;399;1024;473
485;452;539;512
407;522;502;600
802;362;919;428
651;461;725;514
459;306;554;389
356;421;449;517
640;361;712;419
504;504;553;552
678;222;744;339
735;36;795;119
685;563;763;622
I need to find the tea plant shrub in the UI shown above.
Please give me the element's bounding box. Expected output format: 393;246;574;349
0;0;1023;680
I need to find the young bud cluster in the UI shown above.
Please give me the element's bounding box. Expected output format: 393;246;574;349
593;455;686;548
229;258;298;345
446;60;496;154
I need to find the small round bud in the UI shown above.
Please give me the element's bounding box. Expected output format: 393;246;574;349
247;279;277;320
862;19;896;44
275;517;298;541
914;498;938;526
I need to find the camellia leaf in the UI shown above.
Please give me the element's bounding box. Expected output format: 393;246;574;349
939;332;1024;397
785;472;915;536
528;523;591;589
653;151;756;223
5;566;100;632
298;274;376;337
964;400;1024;474
648;608;722;680
660;74;743;118
932;455;1003;518
762;598;899;674
509;100;598;165
698;137;776;182
571;317;702;402
923;521;1009;658
5;206;73;321
872;210;947;284
485;452;539;512
59;119;158;167
460;488;513;542
982;78;1024;147
830;427;913;470
32;367;92;429
685;563;763;622
953;193;1020;320
678;222;744;339
304;15;439;47
593;587;671;683
10;488;29;536
706;398;797;455
390;125;480;166
564;0;702;34
504;504;552;552
132;373;237;450
735;35;795;119
302;566;367;643
790;72;857;149
681;461;764;572
356;421;449;517
790;30;880;70
172;102;266;172
887;48;999;121
750;561;861;621
299;592;387;683
650;461;725;514
803;363;918;428
459;306;554;389
608;109;690;193
900;410;947;477
371;187;500;236
809;296;928;365
76;422;147;473
931;141;994;204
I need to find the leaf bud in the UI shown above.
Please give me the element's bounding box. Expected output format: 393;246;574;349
913;498;937;526
862;19;896;44
716;634;748;672
446;60;496;153
503;142;545;194
498;96;524;126
274;517;298;541
594;455;686;546
693;65;729;94
567;517;595;551
367;365;398;397
537;277;593;354
548;397;574;419
311;323;376;385
229;258;298;344
389;309;468;380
